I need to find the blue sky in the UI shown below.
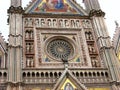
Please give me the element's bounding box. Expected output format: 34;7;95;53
0;0;120;40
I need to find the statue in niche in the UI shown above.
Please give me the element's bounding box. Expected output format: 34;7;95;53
91;46;96;53
88;45;92;53
26;43;30;52
64;83;74;90
25;31;29;39
26;58;31;67
89;32;93;40
88;45;96;53
85;32;89;40
26;57;34;67
29;18;33;26
85;32;93;40
29;43;34;52
30;31;34;39
91;59;100;67
95;60;100;67
35;19;39;26
30;58;34;67
25;19;28;26
91;59;95;67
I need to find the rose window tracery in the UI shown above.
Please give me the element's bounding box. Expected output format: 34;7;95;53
47;39;74;60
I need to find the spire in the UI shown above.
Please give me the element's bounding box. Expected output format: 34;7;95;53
11;0;22;7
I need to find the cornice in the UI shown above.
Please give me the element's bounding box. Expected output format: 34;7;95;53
23;13;90;19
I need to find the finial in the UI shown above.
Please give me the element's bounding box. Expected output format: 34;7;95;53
115;21;119;28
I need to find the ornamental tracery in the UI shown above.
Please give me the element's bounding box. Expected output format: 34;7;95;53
47;39;74;60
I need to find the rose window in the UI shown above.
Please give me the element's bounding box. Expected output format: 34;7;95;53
47;39;74;60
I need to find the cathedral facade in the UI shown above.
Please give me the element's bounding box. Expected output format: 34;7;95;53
0;0;120;90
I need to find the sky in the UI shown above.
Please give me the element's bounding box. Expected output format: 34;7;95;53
0;0;120;41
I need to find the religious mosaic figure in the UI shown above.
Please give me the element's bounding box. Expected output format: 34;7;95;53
64;83;74;90
35;0;77;13
46;0;64;9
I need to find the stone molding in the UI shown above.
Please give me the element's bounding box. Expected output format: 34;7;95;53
89;9;105;17
8;6;24;14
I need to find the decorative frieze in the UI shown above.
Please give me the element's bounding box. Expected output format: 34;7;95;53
24;18;83;29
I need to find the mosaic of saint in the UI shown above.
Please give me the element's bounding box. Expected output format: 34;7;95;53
64;83;74;90
35;0;77;13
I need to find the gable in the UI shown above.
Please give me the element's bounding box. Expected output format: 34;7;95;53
53;69;88;90
25;0;88;16
61;78;77;90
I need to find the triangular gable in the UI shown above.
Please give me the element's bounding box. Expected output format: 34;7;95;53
53;69;88;90
25;0;88;16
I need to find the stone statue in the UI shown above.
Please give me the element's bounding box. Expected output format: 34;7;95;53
30;31;34;39
29;18;33;26
30;58;34;67
26;58;30;67
25;19;28;26
25;31;29;39
26;43;30;52
30;43;34;52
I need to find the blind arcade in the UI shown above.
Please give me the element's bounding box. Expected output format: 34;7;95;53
24;18;91;29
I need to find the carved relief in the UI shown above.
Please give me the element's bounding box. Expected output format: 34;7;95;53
91;57;100;67
85;31;93;40
88;44;96;54
25;18;82;29
26;57;34;67
82;20;92;28
25;30;34;39
26;43;34;53
24;18;34;27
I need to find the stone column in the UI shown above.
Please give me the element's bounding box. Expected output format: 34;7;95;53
7;0;23;89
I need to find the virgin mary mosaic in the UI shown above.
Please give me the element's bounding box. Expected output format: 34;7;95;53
35;0;77;13
47;0;64;9
64;83;74;90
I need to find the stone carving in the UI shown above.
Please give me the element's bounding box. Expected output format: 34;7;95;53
85;31;93;40
30;31;34;39
47;39;74;60
8;6;24;14
30;43;34;52
26;43;30;53
88;45;96;53
25;18;34;27
91;58;100;67
26;43;34;53
25;30;34;39
26;57;34;67
25;31;29;39
89;9;105;17
82;20;92;28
